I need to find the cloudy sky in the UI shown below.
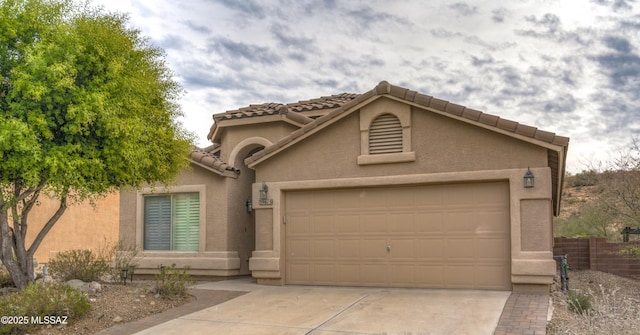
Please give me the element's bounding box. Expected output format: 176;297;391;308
91;0;640;173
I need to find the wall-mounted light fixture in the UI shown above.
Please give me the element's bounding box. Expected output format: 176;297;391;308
523;167;535;188
246;198;252;213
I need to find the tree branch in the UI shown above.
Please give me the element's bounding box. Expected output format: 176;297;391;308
27;188;68;257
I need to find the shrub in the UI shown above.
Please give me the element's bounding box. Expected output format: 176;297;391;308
567;290;593;315
48;249;110;282
0;282;91;335
571;170;599;187
103;241;141;283
153;264;196;299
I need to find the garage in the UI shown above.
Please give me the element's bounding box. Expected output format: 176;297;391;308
285;181;511;290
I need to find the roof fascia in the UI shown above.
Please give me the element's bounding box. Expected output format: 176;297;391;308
386;95;566;152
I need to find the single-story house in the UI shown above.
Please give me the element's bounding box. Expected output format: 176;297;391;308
119;81;569;292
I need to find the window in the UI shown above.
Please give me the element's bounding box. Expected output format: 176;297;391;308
144;193;200;251
369;114;403;154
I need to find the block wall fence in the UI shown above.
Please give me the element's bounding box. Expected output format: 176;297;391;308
553;237;640;278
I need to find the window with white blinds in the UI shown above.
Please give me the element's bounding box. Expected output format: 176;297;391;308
144;193;200;251
369;114;403;154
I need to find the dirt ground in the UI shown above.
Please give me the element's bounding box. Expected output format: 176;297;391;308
29;281;193;335
547;269;640;334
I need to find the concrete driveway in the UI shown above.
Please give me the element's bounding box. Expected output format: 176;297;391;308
133;278;510;335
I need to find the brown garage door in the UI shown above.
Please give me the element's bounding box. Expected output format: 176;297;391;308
285;181;511;290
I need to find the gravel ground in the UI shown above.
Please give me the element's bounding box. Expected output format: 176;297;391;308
29;281;194;335
547;270;640;334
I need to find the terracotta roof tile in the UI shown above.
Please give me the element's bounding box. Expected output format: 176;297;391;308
413;93;432;105
496;118;518;132
478;113;499;127
189;147;239;176
212;93;359;122
429;97;448;111
534;129;556;143
515;124;537;138
447;103;466;117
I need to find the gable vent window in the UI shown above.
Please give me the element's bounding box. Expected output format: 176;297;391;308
369;114;403;154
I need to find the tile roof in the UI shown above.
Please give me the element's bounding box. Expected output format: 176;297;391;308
207;93;359;141
212;93;360;121
189;147;239;177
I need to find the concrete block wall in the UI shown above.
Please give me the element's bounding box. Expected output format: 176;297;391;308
554;237;640;278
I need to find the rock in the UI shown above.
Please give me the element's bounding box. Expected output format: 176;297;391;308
65;280;102;296
88;281;102;295
112;316;123;323
150;301;156;306
65;279;86;290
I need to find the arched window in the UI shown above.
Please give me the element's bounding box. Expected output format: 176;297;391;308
369;114;403;154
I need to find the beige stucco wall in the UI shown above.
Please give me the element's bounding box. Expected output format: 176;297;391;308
218;121;298;163
26;192;119;264
119;164;239;276
254;100;548;182
249;98;559;291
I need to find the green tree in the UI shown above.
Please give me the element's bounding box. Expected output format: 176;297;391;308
0;0;192;288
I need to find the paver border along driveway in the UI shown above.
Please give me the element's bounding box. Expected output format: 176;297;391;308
133;278;510;335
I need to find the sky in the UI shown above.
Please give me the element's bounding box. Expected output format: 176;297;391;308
90;0;640;173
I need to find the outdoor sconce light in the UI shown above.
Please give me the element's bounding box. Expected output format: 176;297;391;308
121;268;128;286
524;167;535;188
246;198;252;213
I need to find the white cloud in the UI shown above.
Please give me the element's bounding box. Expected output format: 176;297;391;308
88;0;640;173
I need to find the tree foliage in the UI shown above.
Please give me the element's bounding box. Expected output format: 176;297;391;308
0;0;192;288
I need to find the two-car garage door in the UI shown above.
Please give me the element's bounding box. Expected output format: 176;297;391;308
285;181;511;290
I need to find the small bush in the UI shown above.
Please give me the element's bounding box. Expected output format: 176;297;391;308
153;264;196;299
104;241;141;283
0;282;91;335
48;249;110;282
567;290;593;315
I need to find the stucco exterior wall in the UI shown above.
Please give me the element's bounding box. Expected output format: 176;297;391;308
249;99;557;291
254;100;548;182
218;121;298;163
26;192;119;264
119;164;239;276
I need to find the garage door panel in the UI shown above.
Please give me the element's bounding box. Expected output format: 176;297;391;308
285;182;511;290
288;239;310;258
415;213;444;232
337;239;360;258
312;264;336;283
388;213;415;233
362;264;387;284
387;239;414;258
361;215;387;234
312;240;335;258
389;264;416;285
361;239;388;258
416;239;444;259
336;214;360;233
287;263;310;283
476;238;509;259
288;215;311;234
